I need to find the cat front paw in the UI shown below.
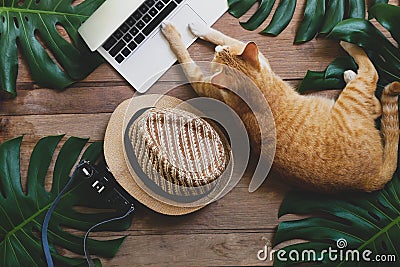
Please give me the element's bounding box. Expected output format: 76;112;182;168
189;23;211;39
161;21;181;40
344;70;357;84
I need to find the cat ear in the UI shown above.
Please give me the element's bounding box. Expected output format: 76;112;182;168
240;42;260;68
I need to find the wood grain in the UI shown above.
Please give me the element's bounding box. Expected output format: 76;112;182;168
2;0;392;265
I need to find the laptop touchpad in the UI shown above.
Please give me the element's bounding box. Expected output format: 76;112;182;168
123;5;206;93
157;4;206;44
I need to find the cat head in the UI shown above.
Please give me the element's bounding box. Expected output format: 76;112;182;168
212;42;267;73
210;42;270;89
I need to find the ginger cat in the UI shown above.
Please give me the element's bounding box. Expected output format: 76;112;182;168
161;22;400;192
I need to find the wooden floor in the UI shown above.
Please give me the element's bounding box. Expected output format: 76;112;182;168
0;1;357;266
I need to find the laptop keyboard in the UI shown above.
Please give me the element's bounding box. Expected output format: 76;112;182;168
102;0;184;64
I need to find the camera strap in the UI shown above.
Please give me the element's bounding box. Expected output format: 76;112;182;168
41;161;134;267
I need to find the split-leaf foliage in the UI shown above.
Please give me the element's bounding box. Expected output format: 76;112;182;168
0;0;105;97
299;4;400;94
227;0;389;43
0;136;132;266
274;169;400;266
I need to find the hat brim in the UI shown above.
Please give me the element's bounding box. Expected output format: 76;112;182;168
104;95;204;215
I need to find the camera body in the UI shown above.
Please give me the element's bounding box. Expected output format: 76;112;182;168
77;160;135;212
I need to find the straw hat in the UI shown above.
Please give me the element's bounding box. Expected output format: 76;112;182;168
104;95;232;215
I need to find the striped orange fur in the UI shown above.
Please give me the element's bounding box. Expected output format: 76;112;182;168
161;22;400;192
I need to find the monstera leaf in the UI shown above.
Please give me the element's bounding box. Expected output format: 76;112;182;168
0;136;132;266
299;4;400;94
298;56;358;93
273;169;400;266
0;0;105;97
227;0;388;43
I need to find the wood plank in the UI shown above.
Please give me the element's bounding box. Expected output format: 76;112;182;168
0;82;195;116
61;231;281;266
100;232;277;266
0;113;110;143
0;80;305;116
122;176;293;231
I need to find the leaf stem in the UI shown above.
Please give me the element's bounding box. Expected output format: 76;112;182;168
357;216;400;251
2;182;81;242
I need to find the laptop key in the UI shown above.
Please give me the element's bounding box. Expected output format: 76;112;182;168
115;54;124;64
126;16;136;27
155;2;165;10
143;2;177;36
163;0;172;3
143;14;152;23
123;33;133;42
149;7;158;17
122;47;131;57
128;41;138;50
136;20;145;30
145;0;155;7
175;0;183;3
130;26;139;36
113;29;123;39
103;36;117;51
133;11;142;20
134;33;145;44
139;4;149;13
120;23;130;33
109;40;126;57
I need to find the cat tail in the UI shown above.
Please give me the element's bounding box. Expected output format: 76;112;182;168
376;81;400;190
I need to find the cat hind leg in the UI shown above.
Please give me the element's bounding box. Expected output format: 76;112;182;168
343;70;381;117
344;70;357;84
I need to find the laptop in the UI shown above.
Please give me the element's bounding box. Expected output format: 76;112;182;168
78;0;228;93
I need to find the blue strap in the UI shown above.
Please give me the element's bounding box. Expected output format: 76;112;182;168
83;206;134;267
41;162;85;267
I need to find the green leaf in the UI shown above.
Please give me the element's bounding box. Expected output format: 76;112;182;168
0;136;132;266
240;0;276;31
367;0;389;19
369;0;389;5
228;0;388;43
0;0;105;98
320;0;345;34
328;18;400;82
347;0;365;19
260;0;296;36
298;70;344;93
228;0;258;18
228;0;243;7
274;170;400;266
370;4;400;44
297;56;357;93
294;0;326;43
324;56;357;79
328;19;396;52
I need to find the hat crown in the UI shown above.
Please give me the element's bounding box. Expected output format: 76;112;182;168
131;108;227;192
